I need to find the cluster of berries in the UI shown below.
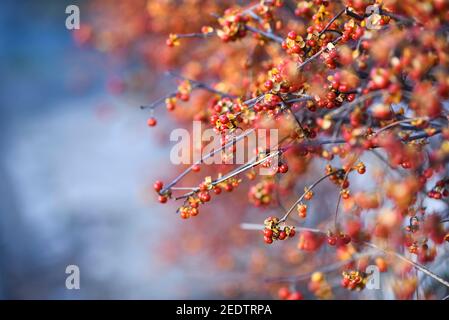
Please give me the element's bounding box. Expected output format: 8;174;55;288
314;78;357;110
176;80;192;102
326;166;349;188
294;0;313;17
216;9;249;42
367;67;393;91
154;180;169;203
322;48;339;69
263;216;296;244
341;270;368;291
407;241;437;263
340;20;364;43
263;65;303;94
303;187;314;200
180;178;240;219
253;94;282;115
326;230;351;246
209;98;244;133
297;230;325;251
308;272;332;299
296;203;307;218
277;287;303;300
427;179;449;200
154;175;241;216
165;97;177;112
166;33;180;47
248;180;275;207
281;31;306;56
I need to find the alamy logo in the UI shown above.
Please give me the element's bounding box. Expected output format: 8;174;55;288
365;5;382;30
65;265;80;290
365;265;381;290
170;121;279;175
65;5;80;30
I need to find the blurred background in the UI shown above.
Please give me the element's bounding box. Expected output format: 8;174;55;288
0;0;208;299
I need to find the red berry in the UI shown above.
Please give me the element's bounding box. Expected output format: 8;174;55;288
347;93;356;102
327;236;337;246
278;163;289;173
348;280;357;290
192;164;201;172
338;84;349;92
213;186;222;194
278;231;287;240
180;211;189;219
328;50;337;59
423;168;433;179
264;235;273;244
289;228;296;238
210;114;219;124
341;277;350;287
287;292;303;300
153;180;163;192
219;114;229;124
199;191;211;202
166;103;175;111
190;201;199;209
158;195;168;203
437;180;445;187
291;44;302;54
340;234;351;245
147;117;157;127
278;287;290;300
264;228;273;237
190;208;199;217
327;91;337;100
307;39;316;47
287;30;297;40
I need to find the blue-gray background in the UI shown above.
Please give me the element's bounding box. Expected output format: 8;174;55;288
0;0;208;299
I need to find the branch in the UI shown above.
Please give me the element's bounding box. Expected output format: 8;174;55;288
241;223;449;290
297;36;342;70
166;71;237;99
174;32;214;39
245;25;284;44
279;170;343;222
363;241;449;289
318;7;347;37
160;128;256;194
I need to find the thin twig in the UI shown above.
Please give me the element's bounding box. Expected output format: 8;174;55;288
363;242;449;289
241;223;449;289
297;36;342;70
280;171;342;222
319;7;347;36
245;25;284;44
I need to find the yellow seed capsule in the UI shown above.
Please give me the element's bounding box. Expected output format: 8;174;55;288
311;272;324;283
